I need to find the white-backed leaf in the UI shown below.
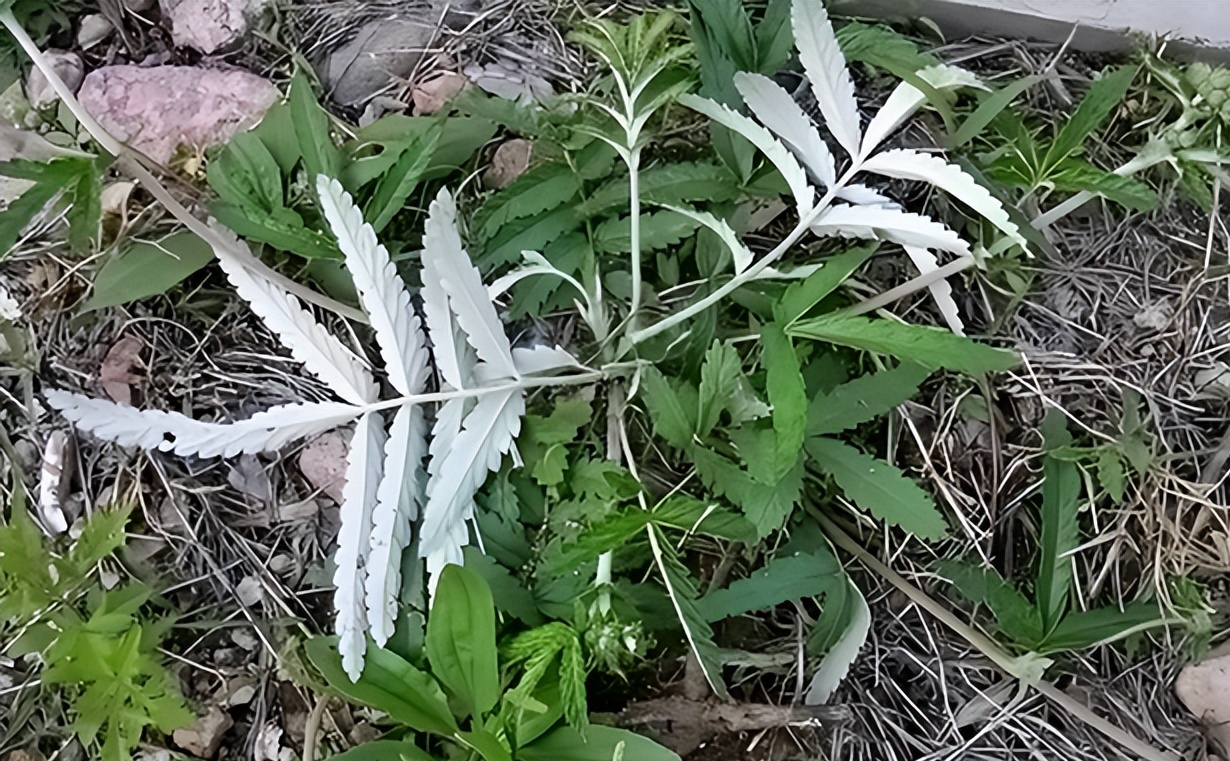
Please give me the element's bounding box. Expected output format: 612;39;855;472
804;578;870;704
210;233;376;406
811;204;972;256
333;411;386;681
861;65;986;157
512;345;583;376
420;388;525;594
679;94;814;217
792;0;861;158
837;184;895;207
860;149;1029;251
659;203;754;274
422;189;518;381
46;390;362;457
365;404;428;645
317;176;429;396
487;250;588;304
734;72;836;188
903;245;965;335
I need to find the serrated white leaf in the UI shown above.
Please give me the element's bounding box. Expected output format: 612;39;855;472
317;176;429;396
210;232;376;406
734;72;836;189
861;65;988;158
811;204;972;256
860;149;1030;251
837;184;895;207
903;245;966;335
365;403;428;645
422;189;518;382
792;0;861;159
333;411;386;681
679;94;814;217
659;203;755;275
804;579;870;705
487;250;588;304
512;345;583;376
46;390;362;457
420;387;525;596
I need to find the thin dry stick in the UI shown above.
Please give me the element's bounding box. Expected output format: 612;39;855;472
809;508;1181;761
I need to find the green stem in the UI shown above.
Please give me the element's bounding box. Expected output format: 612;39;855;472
0;10;366;324
628;165;860;346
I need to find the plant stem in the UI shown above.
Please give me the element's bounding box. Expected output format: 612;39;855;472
364;370;609;414
626;148;643;335
628;167;857;346
1030;146;1170;229
845;256;977;317
0;10;366;323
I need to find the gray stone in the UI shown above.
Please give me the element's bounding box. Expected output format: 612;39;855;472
78;65;278;164
323;18;434;106
26;50;83;111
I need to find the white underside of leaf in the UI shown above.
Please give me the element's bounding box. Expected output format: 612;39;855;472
792;0;862;159
860;149;1029;252
512;345;583;376
46;390;363;458
317;176;429;396
903;245;966;335
679;94;814;218
734;72;836;189
811;204;972;256
805;579;871;705
420;387;525;596
422;189;519;381
210;231;376;406
860;66;986;159
333;411;387;681
659;203;755;275
837;184;895;207
365;404;428;645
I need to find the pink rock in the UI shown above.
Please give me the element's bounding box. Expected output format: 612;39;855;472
79;65;278;164
160;0;267;54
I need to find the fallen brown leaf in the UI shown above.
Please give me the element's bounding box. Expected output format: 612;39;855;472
99;335;144;405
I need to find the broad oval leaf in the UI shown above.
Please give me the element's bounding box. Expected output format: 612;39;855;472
425;564;500;718
788;313;1019;375
305;636;458;737
81;231;213;312
323;740;437;761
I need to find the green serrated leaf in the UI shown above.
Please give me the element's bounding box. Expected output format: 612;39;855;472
290;67;342;184
1046;159;1157;211
691;446;801;537
1044;66;1136;171
806;437;947;539
775;246;875;325
475;162;581;243
1041;601;1165;653
1096;448;1127;504
936;559;1043;646
789;313;1019;375
808;363;931;436
697;340;742;437
594;210;700;253
640;367;695;449
762;323;807;480
366;125;441;232
646;523;729;700
698;550;843;622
